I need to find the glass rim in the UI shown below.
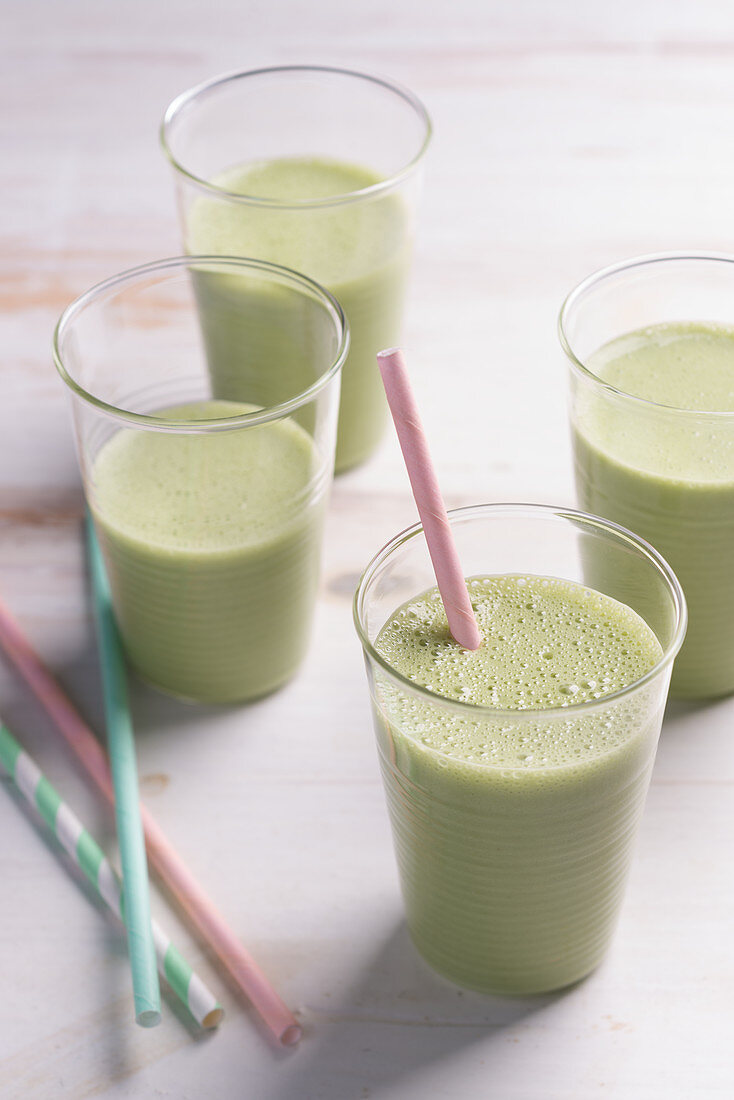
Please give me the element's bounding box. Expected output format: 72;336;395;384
160;64;433;209
559;250;734;420
52;255;349;433
353;502;687;722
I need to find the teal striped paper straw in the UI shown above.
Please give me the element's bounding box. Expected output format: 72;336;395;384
86;515;160;1027
0;722;223;1029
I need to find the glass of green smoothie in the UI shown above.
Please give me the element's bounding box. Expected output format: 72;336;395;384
354;503;685;995
561;252;734;698
54;256;348;704
160;65;431;473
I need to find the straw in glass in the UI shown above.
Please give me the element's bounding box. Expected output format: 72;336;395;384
0;722;223;1029
0;592;302;1046
376;348;481;650
86;516;160;1027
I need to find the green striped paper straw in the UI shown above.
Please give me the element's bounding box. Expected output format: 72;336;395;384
0;722;223;1029
86;515;160;1027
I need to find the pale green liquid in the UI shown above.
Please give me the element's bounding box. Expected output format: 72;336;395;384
573;321;734;697
186;157;412;472
92;401;325;703
373;575;663;994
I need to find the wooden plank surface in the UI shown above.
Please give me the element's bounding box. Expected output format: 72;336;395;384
1;2;733;1096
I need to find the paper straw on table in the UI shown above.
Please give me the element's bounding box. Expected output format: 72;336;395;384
85;516;160;1028
0;722;223;1029
0;591;302;1046
376;348;482;650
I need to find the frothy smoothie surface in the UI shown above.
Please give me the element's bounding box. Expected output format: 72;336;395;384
590;321;734;411
189;157;404;284
94;400;316;551
376;574;661;768
221;157;370;201
580;321;734;482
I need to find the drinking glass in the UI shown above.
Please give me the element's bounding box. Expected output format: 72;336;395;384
54;256;347;703
161;65;431;472
561;253;734;697
354;503;685;993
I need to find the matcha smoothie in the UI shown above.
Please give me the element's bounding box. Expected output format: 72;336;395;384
355;505;684;995
91;401;326;703
571;321;734;698
372;575;661;994
54;257;345;705
185;156;411;472
162;67;431;472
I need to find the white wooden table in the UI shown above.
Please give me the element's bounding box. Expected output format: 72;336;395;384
1;2;733;1096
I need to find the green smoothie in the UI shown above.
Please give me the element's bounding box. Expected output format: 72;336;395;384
92;400;326;703
373;574;663;994
185;157;412;472
573;321;734;698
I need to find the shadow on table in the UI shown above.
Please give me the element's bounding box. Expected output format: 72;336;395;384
34;636;241;741
657;692;732;757
267;920;570;1100
663;695;718;724
1;611;310;744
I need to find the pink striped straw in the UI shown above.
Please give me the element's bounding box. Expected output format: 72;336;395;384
377;348;482;650
0;594;301;1046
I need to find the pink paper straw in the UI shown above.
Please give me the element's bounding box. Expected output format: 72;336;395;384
377;348;482;651
0;595;301;1047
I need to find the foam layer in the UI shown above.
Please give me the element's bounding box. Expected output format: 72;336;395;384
216;156;381;202
188;157;407;286
590;321;734;411
94;400;317;552
375;574;662;771
378;574;660;708
579;321;734;484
